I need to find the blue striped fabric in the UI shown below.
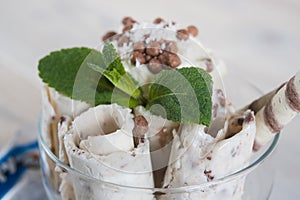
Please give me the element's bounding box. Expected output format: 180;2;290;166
0;141;38;199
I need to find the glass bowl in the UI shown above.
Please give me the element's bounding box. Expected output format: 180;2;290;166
38;121;279;200
38;78;280;200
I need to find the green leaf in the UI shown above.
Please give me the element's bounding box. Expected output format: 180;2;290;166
89;63;142;100
38;47;138;108
102;42;125;73
88;42;143;101
147;67;213;126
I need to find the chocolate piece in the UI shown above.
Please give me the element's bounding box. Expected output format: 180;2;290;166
133;41;145;53
158;51;168;65
148;58;162;74
176;29;189;41
158;51;181;68
122;16;136;25
204;169;214;182
153;17;165;24
168;53;181;68
133;116;148;147
165;41;178;53
146;41;161;56
145;54;152;62
131;50;146;65
187;25;199;37
102;31;117;41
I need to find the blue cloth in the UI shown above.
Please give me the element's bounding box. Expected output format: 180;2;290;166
0;141;38;199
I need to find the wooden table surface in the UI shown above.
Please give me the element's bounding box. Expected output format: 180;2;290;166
1;0;299;199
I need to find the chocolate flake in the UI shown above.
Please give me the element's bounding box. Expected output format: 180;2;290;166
102;31;117;41
204;169;214;182
59;116;66;125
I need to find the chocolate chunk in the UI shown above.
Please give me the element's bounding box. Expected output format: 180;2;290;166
59;116;66;125
158;51;181;68
131;50;146;65
168;53;181;68
153;17;165;24
146;41;161;56
176;29;189;41
102;31;117;41
204;169;214;182
158;51;169;65
122;16;136;26
187;25;199;37
145;54;152;62
165;41;178;53
133;41;145;53
148;58;162;74
133;116;148;147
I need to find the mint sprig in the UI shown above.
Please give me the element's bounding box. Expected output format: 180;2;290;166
88;42;143;101
38;43;213;126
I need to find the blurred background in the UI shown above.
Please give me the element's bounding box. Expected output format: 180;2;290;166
0;0;299;199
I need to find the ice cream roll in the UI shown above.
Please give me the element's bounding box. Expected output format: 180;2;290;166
55;115;74;200
134;106;179;188
41;85;91;156
254;72;300;150
161;111;256;199
208;89;235;138
64;104;154;200
41;85;92;195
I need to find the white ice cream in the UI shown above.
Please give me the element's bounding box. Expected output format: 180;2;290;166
134;106;179;187
64;104;155;200
110;21;226;91
162;111;256;200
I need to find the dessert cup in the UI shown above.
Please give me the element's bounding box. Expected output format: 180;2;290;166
38;79;280;200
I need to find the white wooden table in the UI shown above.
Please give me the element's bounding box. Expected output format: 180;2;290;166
1;0;299;199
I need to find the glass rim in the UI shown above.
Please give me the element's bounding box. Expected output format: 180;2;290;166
38;113;280;193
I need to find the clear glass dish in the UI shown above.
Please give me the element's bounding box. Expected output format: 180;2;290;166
38;121;279;200
38;78;280;200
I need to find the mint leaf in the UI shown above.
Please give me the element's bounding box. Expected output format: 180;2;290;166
102;42;125;73
88;42;143;101
147;67;213;126
89;64;142;100
38;47;139;108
